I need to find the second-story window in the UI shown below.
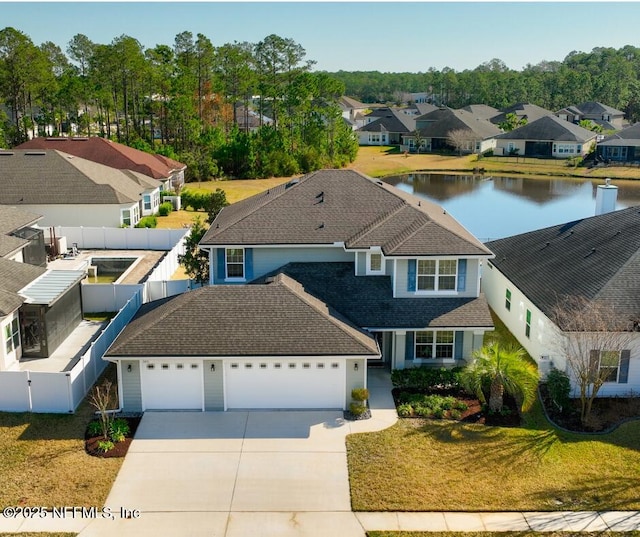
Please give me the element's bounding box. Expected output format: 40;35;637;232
417;259;457;291
225;248;244;279
367;251;384;274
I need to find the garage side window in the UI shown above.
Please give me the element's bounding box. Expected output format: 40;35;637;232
225;248;245;279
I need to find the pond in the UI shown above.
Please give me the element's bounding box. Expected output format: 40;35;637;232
384;173;640;241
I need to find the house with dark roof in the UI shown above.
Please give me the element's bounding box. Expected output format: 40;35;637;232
16;136;186;192
556;102;625;131
356;108;416;145
489;102;555;127
0;150;163;227
107;169;494;411
105;274;379;411
0;207;85;370
596;122;640;163
402;107;502;153
494;115;597;158
482;204;640;396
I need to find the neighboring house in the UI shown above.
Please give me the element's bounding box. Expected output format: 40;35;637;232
16;136;186;192
596;122;640;162
556;102;625;131
0;208;85;370
494;115;597;158
0;150;163;227
395;92;432;104
489;102;555;127
339;96;371;127
104;274;379;411
482;205;640;396
234;104;273;132
460;104;499;120
357;108;416;145
402;107;501;153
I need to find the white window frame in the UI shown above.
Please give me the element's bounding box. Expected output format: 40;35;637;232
597;350;621;383
369;133;381;144
4;318;19;354
416;259;458;293
225;248;245;280
143;194;152;212
366;251;385;275
415;330;455;362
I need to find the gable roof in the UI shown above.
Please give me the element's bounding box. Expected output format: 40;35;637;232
16;137;185;180
339;96;369;110
0;207;42;258
495;115;597;142
0;150;162;205
414;107;502;140
490;102;555;125
486;206;640;328
574;101;624;117
200;169;492;257
0;257;46;315
105;273;379;358
460;104;499;119
255;262;494;330
598;122;640;147
358;109;415;133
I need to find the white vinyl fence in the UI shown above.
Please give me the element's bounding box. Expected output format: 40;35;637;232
51;226;188;251
0;290;142;413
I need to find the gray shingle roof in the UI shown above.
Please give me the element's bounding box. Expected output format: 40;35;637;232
460;104;499;119
200;169;492;257
486;206;640;328
490;103;555;125
0;257;46;315
599;123;640;146
0;207;42;258
414;107;502;140
0;150;162;205
357;109;415;133
254;262;494;330
495;115;597;142
106;273;379;358
575;101;624;117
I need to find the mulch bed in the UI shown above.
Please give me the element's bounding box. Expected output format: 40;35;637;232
85;416;141;458
539;384;640;433
392;388;521;427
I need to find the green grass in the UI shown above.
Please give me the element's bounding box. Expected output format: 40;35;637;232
367;533;640;537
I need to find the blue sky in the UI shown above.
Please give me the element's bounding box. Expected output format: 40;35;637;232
3;2;640;72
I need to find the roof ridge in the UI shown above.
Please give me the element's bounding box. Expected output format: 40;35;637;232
594;246;640;302
345;202;406;247
274;274;379;355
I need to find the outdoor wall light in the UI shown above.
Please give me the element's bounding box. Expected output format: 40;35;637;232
127;364;132;373
211;363;215;372
354;363;359;371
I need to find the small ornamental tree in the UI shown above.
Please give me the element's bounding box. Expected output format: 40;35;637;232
550;295;635;427
88;379;117;441
178;216;210;285
447;129;474;155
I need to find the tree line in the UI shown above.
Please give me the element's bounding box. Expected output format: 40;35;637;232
0;28;358;180
328;47;640;122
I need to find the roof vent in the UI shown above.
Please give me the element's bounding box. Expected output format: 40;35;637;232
25;151;46;156
317;222;325;229
285;179;300;189
0;152;14;156
376;181;384;186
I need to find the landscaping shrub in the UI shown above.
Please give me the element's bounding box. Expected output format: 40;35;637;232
158;201;173;216
109;418;131;443
135;216;157;228
545;367;572;413
391;367;462;390
87;420;102;437
397;393;468;420
397;403;413;417
349;402;367;417
97;440;115;453
351;388;370;402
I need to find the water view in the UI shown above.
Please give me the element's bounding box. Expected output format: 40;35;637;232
384;173;640;241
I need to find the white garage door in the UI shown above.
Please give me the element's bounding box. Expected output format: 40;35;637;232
225;359;345;409
141;361;203;410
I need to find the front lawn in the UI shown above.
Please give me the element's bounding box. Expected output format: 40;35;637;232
347;400;640;512
0;367;124;507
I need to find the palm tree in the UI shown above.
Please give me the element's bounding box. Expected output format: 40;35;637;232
460;340;539;413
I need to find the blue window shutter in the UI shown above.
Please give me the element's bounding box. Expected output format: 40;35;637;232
457;259;467;291
405;332;414;361
455;331;464;360
245;248;253;281
216;249;225;281
619;350;630;383
407;260;416;292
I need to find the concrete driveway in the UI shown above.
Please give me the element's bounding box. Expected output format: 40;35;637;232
78;369;397;537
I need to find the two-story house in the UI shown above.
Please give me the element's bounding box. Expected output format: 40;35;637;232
105;170;495;411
